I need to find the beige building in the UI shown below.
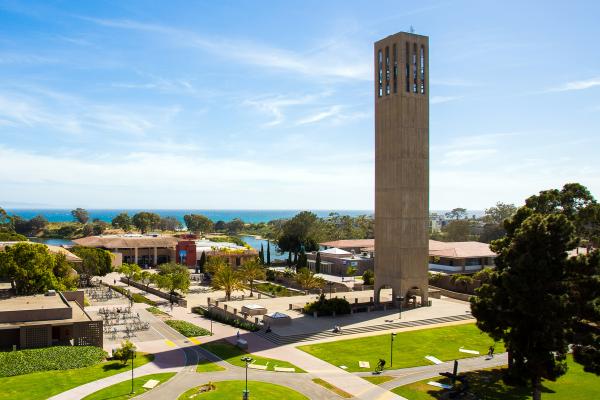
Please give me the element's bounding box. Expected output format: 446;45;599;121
374;31;430;305
0;291;102;349
73;234;179;267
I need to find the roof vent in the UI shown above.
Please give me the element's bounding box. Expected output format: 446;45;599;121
45;290;56;296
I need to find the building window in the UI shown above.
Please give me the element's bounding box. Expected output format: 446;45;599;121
378;49;383;97
405;43;410;92
393;43;397;93
412;43;417;93
420;45;425;94
385;46;390;95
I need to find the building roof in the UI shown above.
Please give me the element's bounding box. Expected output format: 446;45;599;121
428;240;496;259
0;242;81;263
320;239;374;249
320;247;353;255
73;234;180;249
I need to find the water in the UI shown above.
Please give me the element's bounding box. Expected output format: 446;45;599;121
28;237;74;246
239;235;286;260
5;209;372;224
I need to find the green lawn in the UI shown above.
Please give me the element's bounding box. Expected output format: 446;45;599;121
254;282;302;297
297;323;503;372
165;319;211;337
392;356;600;400
200;340;306;372
312;378;353;398
178;380;308;400
196;358;226;373
0;353;154;400
362;375;395;385
82;372;175;400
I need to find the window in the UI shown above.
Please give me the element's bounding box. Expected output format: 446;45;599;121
378;49;383;97
393;43;398;93
405;43;410;92
385;46;390;95
420;45;425;94
412;43;417;93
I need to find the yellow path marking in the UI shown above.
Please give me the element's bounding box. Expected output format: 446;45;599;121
189;337;201;345
165;339;176;347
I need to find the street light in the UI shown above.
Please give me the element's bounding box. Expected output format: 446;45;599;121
241;356;253;399
130;348;136;394
390;332;397;368
327;281;335;299
396;295;404;319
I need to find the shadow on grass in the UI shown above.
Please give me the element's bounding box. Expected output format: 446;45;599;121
424;368;556;400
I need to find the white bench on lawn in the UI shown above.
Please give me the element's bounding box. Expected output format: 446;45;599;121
142;379;160;389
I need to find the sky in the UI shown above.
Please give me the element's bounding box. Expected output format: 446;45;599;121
0;0;599;210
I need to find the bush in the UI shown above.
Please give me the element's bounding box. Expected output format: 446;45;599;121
146;306;169;316
304;294;351;316
192;307;259;332
0;232;27;241
165;320;211;337
110;284;157;306
266;269;276;281
112;340;136;364
0;346;106;377
362;269;374;285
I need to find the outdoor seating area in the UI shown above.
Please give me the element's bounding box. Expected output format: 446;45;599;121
98;306;150;339
85;286;124;303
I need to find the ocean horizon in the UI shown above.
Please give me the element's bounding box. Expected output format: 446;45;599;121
4;208;485;224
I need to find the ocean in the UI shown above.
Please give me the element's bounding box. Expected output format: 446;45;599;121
5;209;373;224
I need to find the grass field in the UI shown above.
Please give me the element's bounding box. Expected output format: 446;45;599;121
392;356;600;400
0;353;154;400
297;323;503;372
82;372;175;400
311;378;353;398
196;358;226;373
178;380;308;400
362;375;395;385
200;340;305;372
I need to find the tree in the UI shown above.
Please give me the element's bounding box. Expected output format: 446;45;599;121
134;270;153;293
214;220;226;231
204;256;228;275
92;221;110;235
445;207;467;220
111;213;132;231
443;219;472;241
0;231;27;241
71;208;89;224
362;269;374;285
132;212;161;234
346;266;357;282
154;263;191;304
183;214;213;234
295;268;325;293
471;208;576;399
0;242;77;295
0;207;12;231
239;258;266;297
198;251;207;273
266;241;271;265
259;244;265;265
82;224;94;237
451;274;473;293
315;251;321;273
483;202;518;225
116;263;141;286
211;264;243;301
113;340;136;364
70;246;113;286
226;218;245;234
297;250;307;269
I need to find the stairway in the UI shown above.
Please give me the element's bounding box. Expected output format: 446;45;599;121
254;313;475;345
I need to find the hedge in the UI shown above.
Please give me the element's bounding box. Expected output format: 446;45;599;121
0;346;107;377
192;307;259;332
304;294;351;316
109;285;157;306
165;320;211;337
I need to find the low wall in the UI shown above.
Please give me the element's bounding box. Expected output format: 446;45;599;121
198;304;260;328
429;285;473;302
429;274;481;294
120;278;187;307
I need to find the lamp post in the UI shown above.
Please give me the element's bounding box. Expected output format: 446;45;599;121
327;281;334;299
130;349;136;394
241;356;253;399
396;295;404;319
390;332;397;368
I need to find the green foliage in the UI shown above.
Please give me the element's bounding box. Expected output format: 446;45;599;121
199;251;207;271
82;372;175;400
239;257;265;296
0;232;27;241
315;251;321;273
266;241;271;265
445;207;467;220
209;235;246;246
146;306;169;316
254;282;302;297
442;219;473;241
165;320;211;337
211;264;243;300
131;212;160;233
295;268;325;292
12;215;48;236
116;263;141;283
110;284;157;306
154;262;190;302
111;212;132;231
112;340;136;364
70;246;113;285
226;218;245;234
362;269;374;285
192;307;259;331
183;214;213;234
71;208;89;224
159;216;182;231
0;346;106;377
0;242;77;294
304;294;350;316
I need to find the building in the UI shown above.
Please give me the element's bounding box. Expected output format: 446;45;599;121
374;31;430;305
176;238;259;268
73;234;180;267
317;239;496;275
306;247;374;276
0;290;102;349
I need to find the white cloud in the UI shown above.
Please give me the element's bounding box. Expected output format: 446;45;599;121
297;106;343;125
243;93;326;127
431;95;462;104
548;77;600;92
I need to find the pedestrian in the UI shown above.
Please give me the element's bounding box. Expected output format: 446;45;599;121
487;345;495;358
237;330;240;340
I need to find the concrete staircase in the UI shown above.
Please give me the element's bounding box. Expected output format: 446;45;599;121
254;313;475;345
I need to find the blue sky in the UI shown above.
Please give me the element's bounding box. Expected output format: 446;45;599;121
0;0;599;210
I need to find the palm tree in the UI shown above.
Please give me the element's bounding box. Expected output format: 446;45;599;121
204;256;228;275
211;265;244;301
295;268;325;294
239;257;266;297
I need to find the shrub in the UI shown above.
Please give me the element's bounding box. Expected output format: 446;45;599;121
110;284;157;306
112;340;136;364
304;294;351;316
362;269;374;285
146;306;169;316
266;268;276;281
192;307;259;332
0;346;106;377
165;320;211;337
